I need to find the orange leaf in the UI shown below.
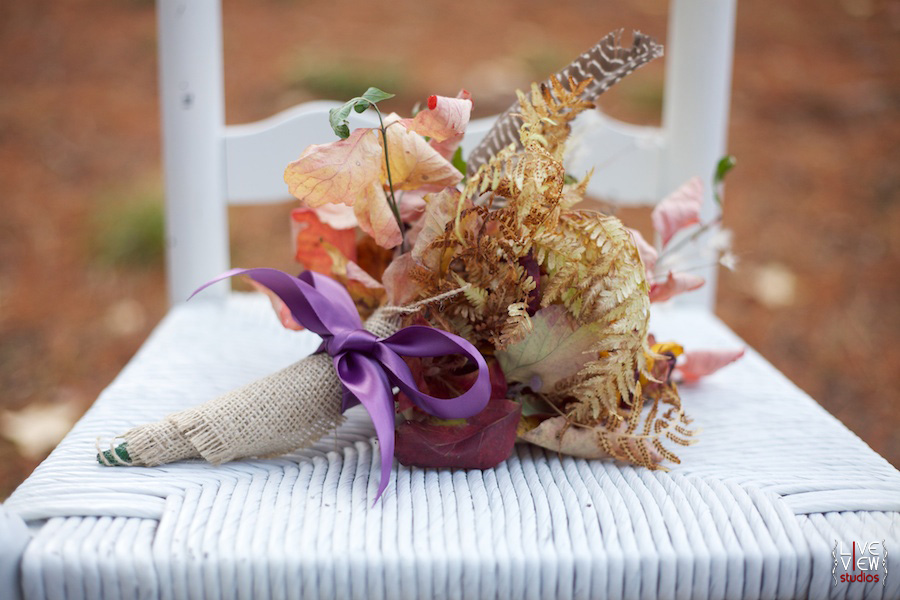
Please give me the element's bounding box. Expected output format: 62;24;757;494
291;208;357;274
324;242;385;317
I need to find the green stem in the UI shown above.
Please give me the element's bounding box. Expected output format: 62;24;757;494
369;104;407;253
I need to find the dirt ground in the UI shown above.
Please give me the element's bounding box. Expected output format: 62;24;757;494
1;0;898;499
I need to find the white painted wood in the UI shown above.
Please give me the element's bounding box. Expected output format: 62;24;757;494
661;0;738;308
158;0;229;304
565;112;665;204
224;108;496;205
225;102;371;204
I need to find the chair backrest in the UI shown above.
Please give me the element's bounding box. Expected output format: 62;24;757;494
157;0;736;309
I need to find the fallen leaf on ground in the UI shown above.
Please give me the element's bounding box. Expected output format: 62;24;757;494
1;402;80;459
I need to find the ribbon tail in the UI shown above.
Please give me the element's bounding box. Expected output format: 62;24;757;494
189;267;361;336
334;353;396;503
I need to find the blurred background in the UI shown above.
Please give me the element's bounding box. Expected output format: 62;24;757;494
1;0;897;498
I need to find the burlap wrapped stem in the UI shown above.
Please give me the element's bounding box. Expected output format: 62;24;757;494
99;310;400;468
97;268;492;502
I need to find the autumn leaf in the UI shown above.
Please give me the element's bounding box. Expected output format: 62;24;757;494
383;115;463;191
308;202;358;230
496;305;601;394
382;253;420;306
676;348;745;382
352;181;402;248
397;185;446;225
517;416;663;463
324;242;385;317
290;208;357;274
651;177;703;246
284;127;384;209
628;227;658;278
250;280;304;331
394;398;520;469
402;90;474;159
649;271;705;303
410;188;461;261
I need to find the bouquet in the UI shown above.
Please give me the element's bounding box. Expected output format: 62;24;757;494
99;31;743;500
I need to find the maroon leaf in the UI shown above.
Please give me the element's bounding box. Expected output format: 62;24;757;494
394;398;521;469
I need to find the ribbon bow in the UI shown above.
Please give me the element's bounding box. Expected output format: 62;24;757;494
194;268;491;500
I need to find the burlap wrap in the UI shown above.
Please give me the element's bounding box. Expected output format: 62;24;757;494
118;309;402;467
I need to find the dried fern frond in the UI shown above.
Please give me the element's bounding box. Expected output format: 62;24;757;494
467;30;663;176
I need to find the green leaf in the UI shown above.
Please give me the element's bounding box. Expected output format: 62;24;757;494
353;87;394;113
496;305;600;394
713;155;737;207
451;146;467;175
563;173;579;185
360;86;395;105
714;155;737;185
329;88;394;137
328;100;356;139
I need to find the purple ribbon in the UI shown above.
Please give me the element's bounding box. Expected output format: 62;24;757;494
193;268;491;500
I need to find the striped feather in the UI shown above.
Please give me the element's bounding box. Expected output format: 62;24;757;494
467;30;663;177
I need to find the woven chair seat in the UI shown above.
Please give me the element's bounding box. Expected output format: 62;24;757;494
3;294;898;599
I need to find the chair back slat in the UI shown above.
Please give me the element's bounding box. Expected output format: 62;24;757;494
159;0;737;309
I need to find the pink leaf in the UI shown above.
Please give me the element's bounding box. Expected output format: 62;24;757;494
310;202;358;230
651;176;703;246
249;280;304;331
649;271;705;303
382;253;420;305
402;92;473;141
394;398;520;469
430;90;473;159
284;127;384;208
353;181;402;248
628;227;658;277
397;185;445;224
676;348;746;382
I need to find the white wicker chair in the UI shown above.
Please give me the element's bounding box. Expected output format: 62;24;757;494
3;0;898;598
